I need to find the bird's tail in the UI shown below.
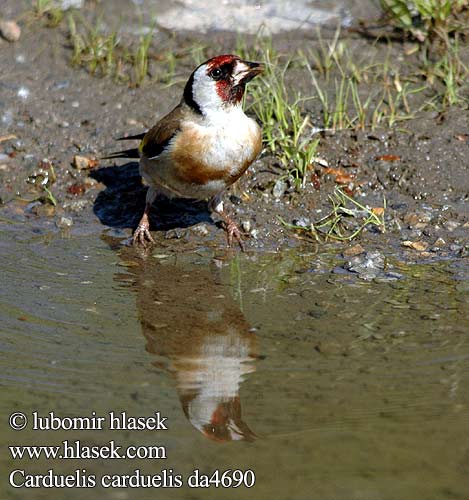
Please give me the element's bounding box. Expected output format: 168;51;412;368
102;133;146;160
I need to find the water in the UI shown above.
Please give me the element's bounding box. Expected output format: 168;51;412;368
1;214;468;499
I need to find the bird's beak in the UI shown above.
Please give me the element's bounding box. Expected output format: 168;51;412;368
234;60;264;85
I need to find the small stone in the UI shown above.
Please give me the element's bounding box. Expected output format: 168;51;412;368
31;204;56;217
229;195;242;205
250;228;259;239
0;20;21;42
403;212;431;228
292;217;310;229
17;87;30;100
401;240;428;251
72;155;98;170
56;216;73;228
52;80;70;90
164;228;186;239
343;243;365;257
443;220;461;232
2;110;13;126
433;237;446;247
241;220;251;233
191;224;209;236
272;179;287;199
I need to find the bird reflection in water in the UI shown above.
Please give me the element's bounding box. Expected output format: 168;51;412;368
123;256;257;442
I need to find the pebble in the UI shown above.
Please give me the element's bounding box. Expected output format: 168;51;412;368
345;251;385;280
292;217;310;229
56;216;73;228
164;228;186;239
250;228;260;239
191;224;209;237
32;204;56;217
433;237;446;247
403;212;431;227
2;110;13;126
17;87;30;100
52;80;70;90
241;220;251;233
443;220;460;232
343;243;365;257
343;251;403;281
0;20;21;42
401;240;428;251
72;155;97;170
272;179;287;199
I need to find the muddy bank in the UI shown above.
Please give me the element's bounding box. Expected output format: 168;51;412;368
0;2;467;261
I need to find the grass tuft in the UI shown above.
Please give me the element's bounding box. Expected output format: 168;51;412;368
280;187;386;242
32;0;64;27
379;0;468;44
67;14;155;87
237;35;320;188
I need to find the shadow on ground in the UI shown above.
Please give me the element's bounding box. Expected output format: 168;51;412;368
91;162;213;232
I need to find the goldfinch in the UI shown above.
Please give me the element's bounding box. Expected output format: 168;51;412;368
107;54;263;248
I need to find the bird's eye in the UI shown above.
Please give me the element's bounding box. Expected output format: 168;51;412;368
210;68;223;80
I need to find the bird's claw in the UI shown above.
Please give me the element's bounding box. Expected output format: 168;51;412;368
225;220;245;252
132;224;155;247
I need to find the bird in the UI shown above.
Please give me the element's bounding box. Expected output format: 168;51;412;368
106;54;264;249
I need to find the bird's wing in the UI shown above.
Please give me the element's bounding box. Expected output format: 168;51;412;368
102;104;187;161
140;104;186;160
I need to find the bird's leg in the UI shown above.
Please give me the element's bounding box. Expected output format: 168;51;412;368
209;194;245;251
133;187;156;246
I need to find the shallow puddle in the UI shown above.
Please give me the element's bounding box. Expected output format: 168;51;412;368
1;219;468;499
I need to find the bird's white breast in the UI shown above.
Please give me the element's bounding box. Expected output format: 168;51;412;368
140;105;261;200
194;106;260;172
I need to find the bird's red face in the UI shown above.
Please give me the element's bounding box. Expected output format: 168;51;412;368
184;54;264;114
206;55;264;104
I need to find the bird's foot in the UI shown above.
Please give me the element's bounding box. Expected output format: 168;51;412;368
224;218;245;252
132;216;155;247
